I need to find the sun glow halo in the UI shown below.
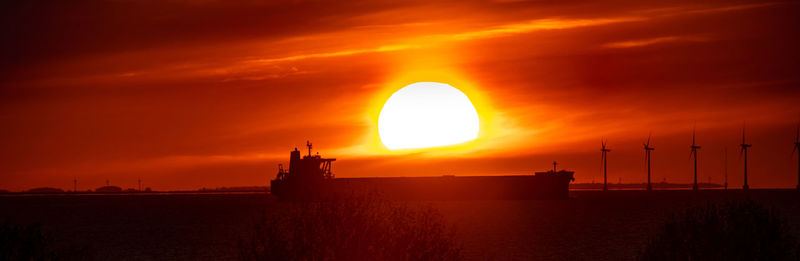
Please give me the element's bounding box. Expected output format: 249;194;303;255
378;82;480;150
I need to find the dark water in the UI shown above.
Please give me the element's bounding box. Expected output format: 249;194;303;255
2;190;799;260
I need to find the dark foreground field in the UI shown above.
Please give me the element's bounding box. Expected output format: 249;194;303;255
2;190;799;260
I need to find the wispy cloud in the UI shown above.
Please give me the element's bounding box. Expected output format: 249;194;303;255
681;2;783;15
241;2;782;67
248;44;417;64
603;35;709;48
254;17;644;63
25;2;780;85
451;17;645;41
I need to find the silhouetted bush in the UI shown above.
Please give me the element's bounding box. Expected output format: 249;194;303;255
640;200;798;261
239;195;463;261
0;220;91;261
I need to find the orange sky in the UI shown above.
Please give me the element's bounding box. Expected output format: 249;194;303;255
1;0;799;191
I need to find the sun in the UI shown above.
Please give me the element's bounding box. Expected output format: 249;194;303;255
378;82;480;150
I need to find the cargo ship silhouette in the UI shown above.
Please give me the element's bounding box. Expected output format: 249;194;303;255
270;141;575;200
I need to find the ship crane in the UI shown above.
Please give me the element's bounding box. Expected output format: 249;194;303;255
277;164;287;180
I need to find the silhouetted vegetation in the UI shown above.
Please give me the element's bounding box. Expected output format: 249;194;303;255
94;186;122;193
640;200;799;261
25;187;64;193
239;195;463;261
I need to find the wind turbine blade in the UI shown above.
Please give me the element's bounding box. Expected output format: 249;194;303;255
742;124;746;144
647;132;652;146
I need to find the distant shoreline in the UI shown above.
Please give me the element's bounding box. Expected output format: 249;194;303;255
0;190;268;197
3;186;798;197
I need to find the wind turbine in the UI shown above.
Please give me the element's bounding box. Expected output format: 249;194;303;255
690;127;701;191
793;124;800;190
740;125;752;190
601;138;610;191
644;133;654;191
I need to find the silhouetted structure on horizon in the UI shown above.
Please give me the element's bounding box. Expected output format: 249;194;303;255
601;139;610;192
644;134;654;191
270;141;575;200
740;126;752;190
690;127;701;191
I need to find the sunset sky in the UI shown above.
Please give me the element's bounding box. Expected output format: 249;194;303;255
1;0;799;191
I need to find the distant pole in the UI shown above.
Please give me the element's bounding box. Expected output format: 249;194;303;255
306;141;313;157
646;151;651;191
603;155;608;191
73;177;77;192
693;152;698;190
743;147;749;190
553;161;557;172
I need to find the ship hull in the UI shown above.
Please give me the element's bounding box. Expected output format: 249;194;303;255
271;175;572;201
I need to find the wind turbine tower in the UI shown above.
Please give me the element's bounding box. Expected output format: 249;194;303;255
644;134;654;191
740;126;752;190
601;139;610;191
690;128;701;191
793;124;800;190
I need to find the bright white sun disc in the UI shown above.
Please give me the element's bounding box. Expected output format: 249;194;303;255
378;82;479;150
